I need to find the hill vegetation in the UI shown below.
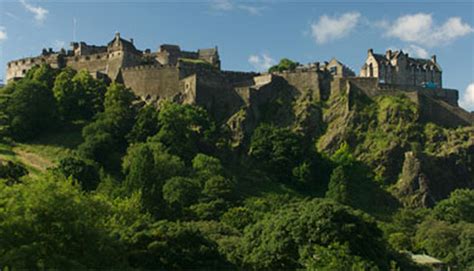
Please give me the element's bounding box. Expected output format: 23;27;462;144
0;64;472;269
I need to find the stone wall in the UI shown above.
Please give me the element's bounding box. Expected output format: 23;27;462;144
121;65;181;100
6;54;64;82
276;70;321;100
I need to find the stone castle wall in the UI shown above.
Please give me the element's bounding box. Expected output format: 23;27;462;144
121;65;180;100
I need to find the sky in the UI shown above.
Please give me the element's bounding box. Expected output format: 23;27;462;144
0;0;473;110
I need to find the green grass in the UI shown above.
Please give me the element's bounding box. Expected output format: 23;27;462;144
0;123;84;176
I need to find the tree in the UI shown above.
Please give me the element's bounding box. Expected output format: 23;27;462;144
203;175;234;200
53;68;78;120
326;165;349;204
433;189;474;223
415;218;460;264
25;64;58;89
150;101;216;161
0;174;128;269
162;177;201;209
268;58;299;73
249;124;304;182
53;69;106;121
192;153;224;179
122;142;185;215
126;221;228;269
53;156;100;191
127;105;160;143
79;83;136;164
5;79;58;141
237;199;397;270
72;70;106;119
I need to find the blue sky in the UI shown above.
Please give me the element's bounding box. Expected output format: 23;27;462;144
1;0;473;110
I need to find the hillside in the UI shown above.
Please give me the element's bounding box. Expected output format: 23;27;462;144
0;64;473;269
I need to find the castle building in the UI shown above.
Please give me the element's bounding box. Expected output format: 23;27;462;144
360;49;442;88
6;35;469;127
6;32;220;83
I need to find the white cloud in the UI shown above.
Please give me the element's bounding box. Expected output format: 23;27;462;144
0;27;7;42
210;0;233;11
403;44;429;59
248;53;275;71
460;83;474;111
238;5;264;16
385;13;473;47
210;0;264;15
19;0;48;23
311;12;361;44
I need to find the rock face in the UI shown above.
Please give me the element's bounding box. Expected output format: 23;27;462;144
395;148;474;208
394;152;435;207
224;75;473;207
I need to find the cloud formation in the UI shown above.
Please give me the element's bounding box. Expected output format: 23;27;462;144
0;27;7;42
210;0;264;15
460;83;474;111
19;0;48;23
311;12;360;44
384;13;473;47
403;44;429;59
248;53;275;71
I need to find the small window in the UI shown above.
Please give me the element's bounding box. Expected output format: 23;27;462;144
22;69;26;74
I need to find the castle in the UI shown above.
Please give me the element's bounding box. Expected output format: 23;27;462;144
5;33;472;128
360;49;442;88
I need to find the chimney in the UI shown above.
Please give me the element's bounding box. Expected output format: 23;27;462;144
368;48;374;55
431;55;437;63
115;32;120;40
386;49;392;59
130;38;134;44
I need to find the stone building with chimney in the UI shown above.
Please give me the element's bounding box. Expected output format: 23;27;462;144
360;49;442;88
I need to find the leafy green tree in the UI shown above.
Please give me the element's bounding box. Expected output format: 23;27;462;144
126;221;228;269
415;219;460;264
268;58;299;73
237;199;396;270
150;101;216;161
192;153;224;179
5;79;58;140
53;69;106;121
53;156;100;191
79;83;136;164
122;142;185;215
456;223;474;269
53;68;77;120
433;189;474;223
299;242;379;270
203;175;234;200
163;176;201;209
127;105;160;143
72;70;106;119
221;207;255;231
0;175;127;269
326;165;349;204
249;124;304;181
25;64;58;89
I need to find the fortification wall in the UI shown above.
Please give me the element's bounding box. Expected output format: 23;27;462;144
121;65;180;100
64;53;109;74
6;55;64;82
276;70;321;100
379;83;458;107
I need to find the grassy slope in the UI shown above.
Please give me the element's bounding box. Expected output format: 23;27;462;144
0;124;84;177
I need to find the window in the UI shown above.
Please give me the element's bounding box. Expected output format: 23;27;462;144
329;66;337;75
